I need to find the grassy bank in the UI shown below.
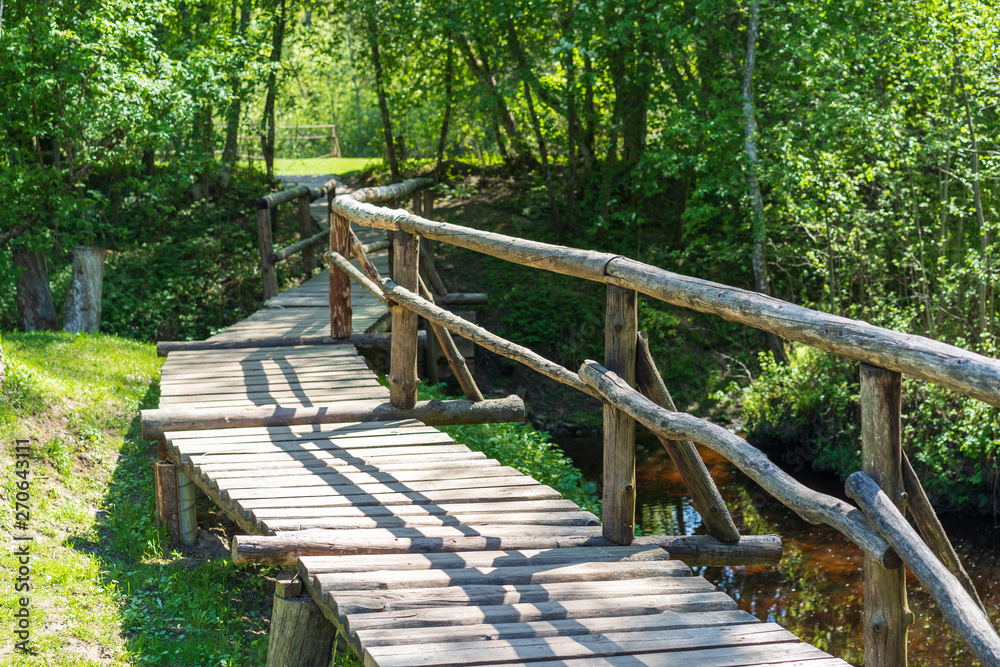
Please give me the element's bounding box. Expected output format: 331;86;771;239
0;332;279;666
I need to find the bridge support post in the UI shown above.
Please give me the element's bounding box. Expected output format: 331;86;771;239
154;460;180;539
328;195;352;338
390;230;420;408
603;284;637;545
266;574;336;667
298;193;315;276
177;471;199;546
860;364;910;667
256;203;279;300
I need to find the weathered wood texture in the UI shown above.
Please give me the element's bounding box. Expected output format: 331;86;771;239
256;205;279;300
156;333;417;356
177;471;198;546
901;450;985;611
635;331;739;543
298;193;316;274
579;361;897;568
267;589;337;667
141;395;524;441
418;279;483;401
603;285;637;545
860;365;909;667
329;207;352;338
390;231;420;408
154;461;180;539
63;246;106;333
233;531;782;568
847;472;1000;667
325;251;596;398
330;196;1000;408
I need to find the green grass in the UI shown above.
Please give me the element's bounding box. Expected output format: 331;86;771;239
273;157;379;176
0;332;280;666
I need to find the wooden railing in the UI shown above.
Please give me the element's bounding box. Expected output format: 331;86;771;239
321;177;1000;667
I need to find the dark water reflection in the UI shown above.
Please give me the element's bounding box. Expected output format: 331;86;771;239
553;432;1000;666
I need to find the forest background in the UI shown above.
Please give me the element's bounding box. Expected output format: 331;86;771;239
1;0;998;511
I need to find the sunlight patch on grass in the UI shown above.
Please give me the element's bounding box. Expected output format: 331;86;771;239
273;156;379;176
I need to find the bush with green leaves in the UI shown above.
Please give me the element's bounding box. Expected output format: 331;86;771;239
742;345;1000;514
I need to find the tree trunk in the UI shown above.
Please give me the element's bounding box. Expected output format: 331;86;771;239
523;79;558;227
562;8;578;234
220;0;251;189
63;246;106;333
435;43;454;173
582;51;596;170
367;15;399;182
13;248;57;331
347;26;365;156
741;0;786;363
262;0;287;183
456;33;531;163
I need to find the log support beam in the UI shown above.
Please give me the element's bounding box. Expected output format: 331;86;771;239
635;331;740;543
390;231;420;408
603;285;637;545
860;364;910;667
329;196;352;338
256;204;279;301
154;460;180;539
177;470;199;546
267;574;337;667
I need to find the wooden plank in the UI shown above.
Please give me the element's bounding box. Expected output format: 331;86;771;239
213;465;525;490
316;560;691;594
197;456;496;476
438;643;847;667
221;475;543;501
342;591;738;633
353;609;757;649
329;576;719;617
172;430;454;453
159;387;389;405
192;452;484;477
603;283;637;545
260;510;599;533
170;432;456;459
159;377;383;396
362;625;800;667
255;499;583;522
233;484;562;510
167;419;436;441
186;445;477;466
299;546;665;575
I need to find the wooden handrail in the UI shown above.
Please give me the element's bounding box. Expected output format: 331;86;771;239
577;361;899;569
330;195;1000;409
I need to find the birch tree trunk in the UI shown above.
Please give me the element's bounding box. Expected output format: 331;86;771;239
741;0;786;363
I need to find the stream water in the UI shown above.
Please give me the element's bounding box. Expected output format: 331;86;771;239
552;432;1000;666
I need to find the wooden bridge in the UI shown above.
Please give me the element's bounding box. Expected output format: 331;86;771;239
141;178;1000;667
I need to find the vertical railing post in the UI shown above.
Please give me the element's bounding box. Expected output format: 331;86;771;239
603;284;637;544
298;193;315;276
860;364;911;667
390;230;420;408
256;202;279;300
328;196;352;338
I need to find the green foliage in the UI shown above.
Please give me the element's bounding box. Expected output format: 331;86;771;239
418;383;601;516
742;345;1000;513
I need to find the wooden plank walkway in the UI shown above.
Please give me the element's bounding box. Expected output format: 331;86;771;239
155;240;851;666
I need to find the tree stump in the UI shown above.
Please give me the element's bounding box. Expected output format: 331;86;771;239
267;581;336;667
63;246;107;333
13;248;57;331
